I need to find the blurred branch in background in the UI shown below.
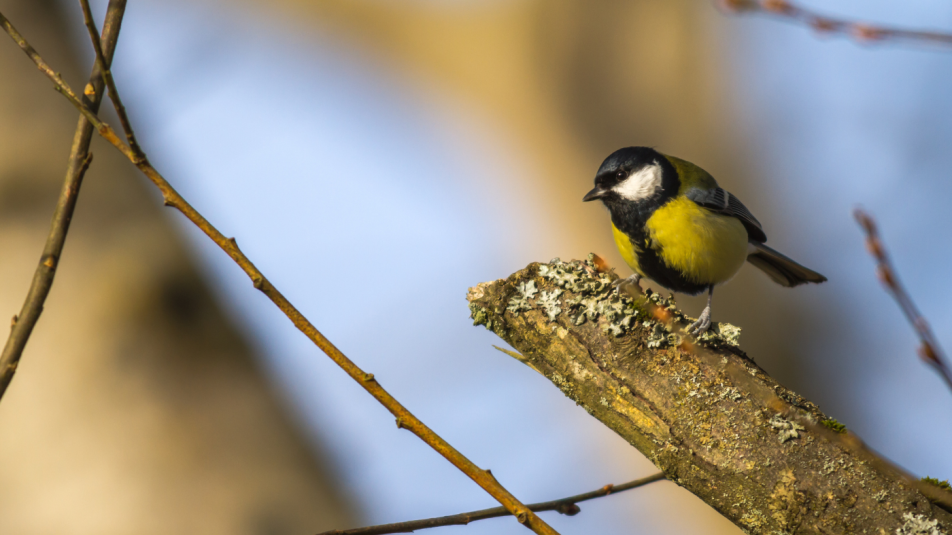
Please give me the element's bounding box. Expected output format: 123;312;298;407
0;0;127;402
717;0;952;46
0;9;565;535
855;209;952;393
319;473;665;535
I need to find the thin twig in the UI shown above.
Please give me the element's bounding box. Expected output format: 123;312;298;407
854;209;952;393
318;473;665;535
0;12;561;535
77;0;142;158
0;0;128;401
717;0;952;47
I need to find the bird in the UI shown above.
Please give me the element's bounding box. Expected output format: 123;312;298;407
583;146;826;335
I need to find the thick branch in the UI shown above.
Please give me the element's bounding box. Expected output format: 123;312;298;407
0;12;559;534
0;0;127;401
468;257;952;534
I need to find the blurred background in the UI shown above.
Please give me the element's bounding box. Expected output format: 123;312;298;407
0;0;951;533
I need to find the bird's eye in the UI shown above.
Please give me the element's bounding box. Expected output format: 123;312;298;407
615;170;627;180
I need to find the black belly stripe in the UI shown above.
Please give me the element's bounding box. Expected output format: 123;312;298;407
607;197;710;296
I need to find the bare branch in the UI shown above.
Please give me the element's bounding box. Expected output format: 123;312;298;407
318;473;665;535
717;0;952;47
854;209;952;393
0;0;128;401
0;11;561;534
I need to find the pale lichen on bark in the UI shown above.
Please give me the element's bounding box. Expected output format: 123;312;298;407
468;257;952;535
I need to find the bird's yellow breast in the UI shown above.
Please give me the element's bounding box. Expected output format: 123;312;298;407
645;196;749;285
612;221;645;277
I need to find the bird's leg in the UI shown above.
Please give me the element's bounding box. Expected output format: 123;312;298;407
687;286;714;336
612;273;642;294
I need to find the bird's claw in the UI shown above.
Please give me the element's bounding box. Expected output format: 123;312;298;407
686;307;712;336
612;274;642;295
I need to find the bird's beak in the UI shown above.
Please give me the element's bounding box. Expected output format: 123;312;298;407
583;186;608;202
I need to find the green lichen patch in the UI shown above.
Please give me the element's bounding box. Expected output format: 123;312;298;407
896;512;946;535
539;254;613;295
768;414;805;443
695;322;742;348
645;289;741;349
507;280;538;313
566;294;599;326
469;302;490;327
719;387;743;402
475;256;744;346
538;289;564;321
537;256;643;336
645;321;672;349
922;477;952;492
821;418;847;434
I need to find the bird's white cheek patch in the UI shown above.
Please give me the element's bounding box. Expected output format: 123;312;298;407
613;163;663;201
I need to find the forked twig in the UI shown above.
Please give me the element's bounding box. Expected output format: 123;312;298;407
854;209;952;393
717;0;952;47
0;10;561;535
0;0;128;400
318;473;665;535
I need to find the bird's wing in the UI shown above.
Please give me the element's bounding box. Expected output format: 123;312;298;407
685;187;767;243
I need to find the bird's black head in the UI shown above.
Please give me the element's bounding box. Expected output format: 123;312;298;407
583;147;677;206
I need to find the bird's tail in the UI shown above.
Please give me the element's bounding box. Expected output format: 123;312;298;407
746;242;827;287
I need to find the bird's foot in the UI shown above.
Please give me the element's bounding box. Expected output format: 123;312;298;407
686;306;712;336
612;274;642;295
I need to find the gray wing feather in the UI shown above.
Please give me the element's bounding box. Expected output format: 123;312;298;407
685;187;767;243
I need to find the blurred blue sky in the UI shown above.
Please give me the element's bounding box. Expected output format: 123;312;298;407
76;0;952;533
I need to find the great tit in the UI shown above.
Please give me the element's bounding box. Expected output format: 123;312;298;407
583;147;826;335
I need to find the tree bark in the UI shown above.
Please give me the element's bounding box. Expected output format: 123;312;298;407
467;257;952;535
